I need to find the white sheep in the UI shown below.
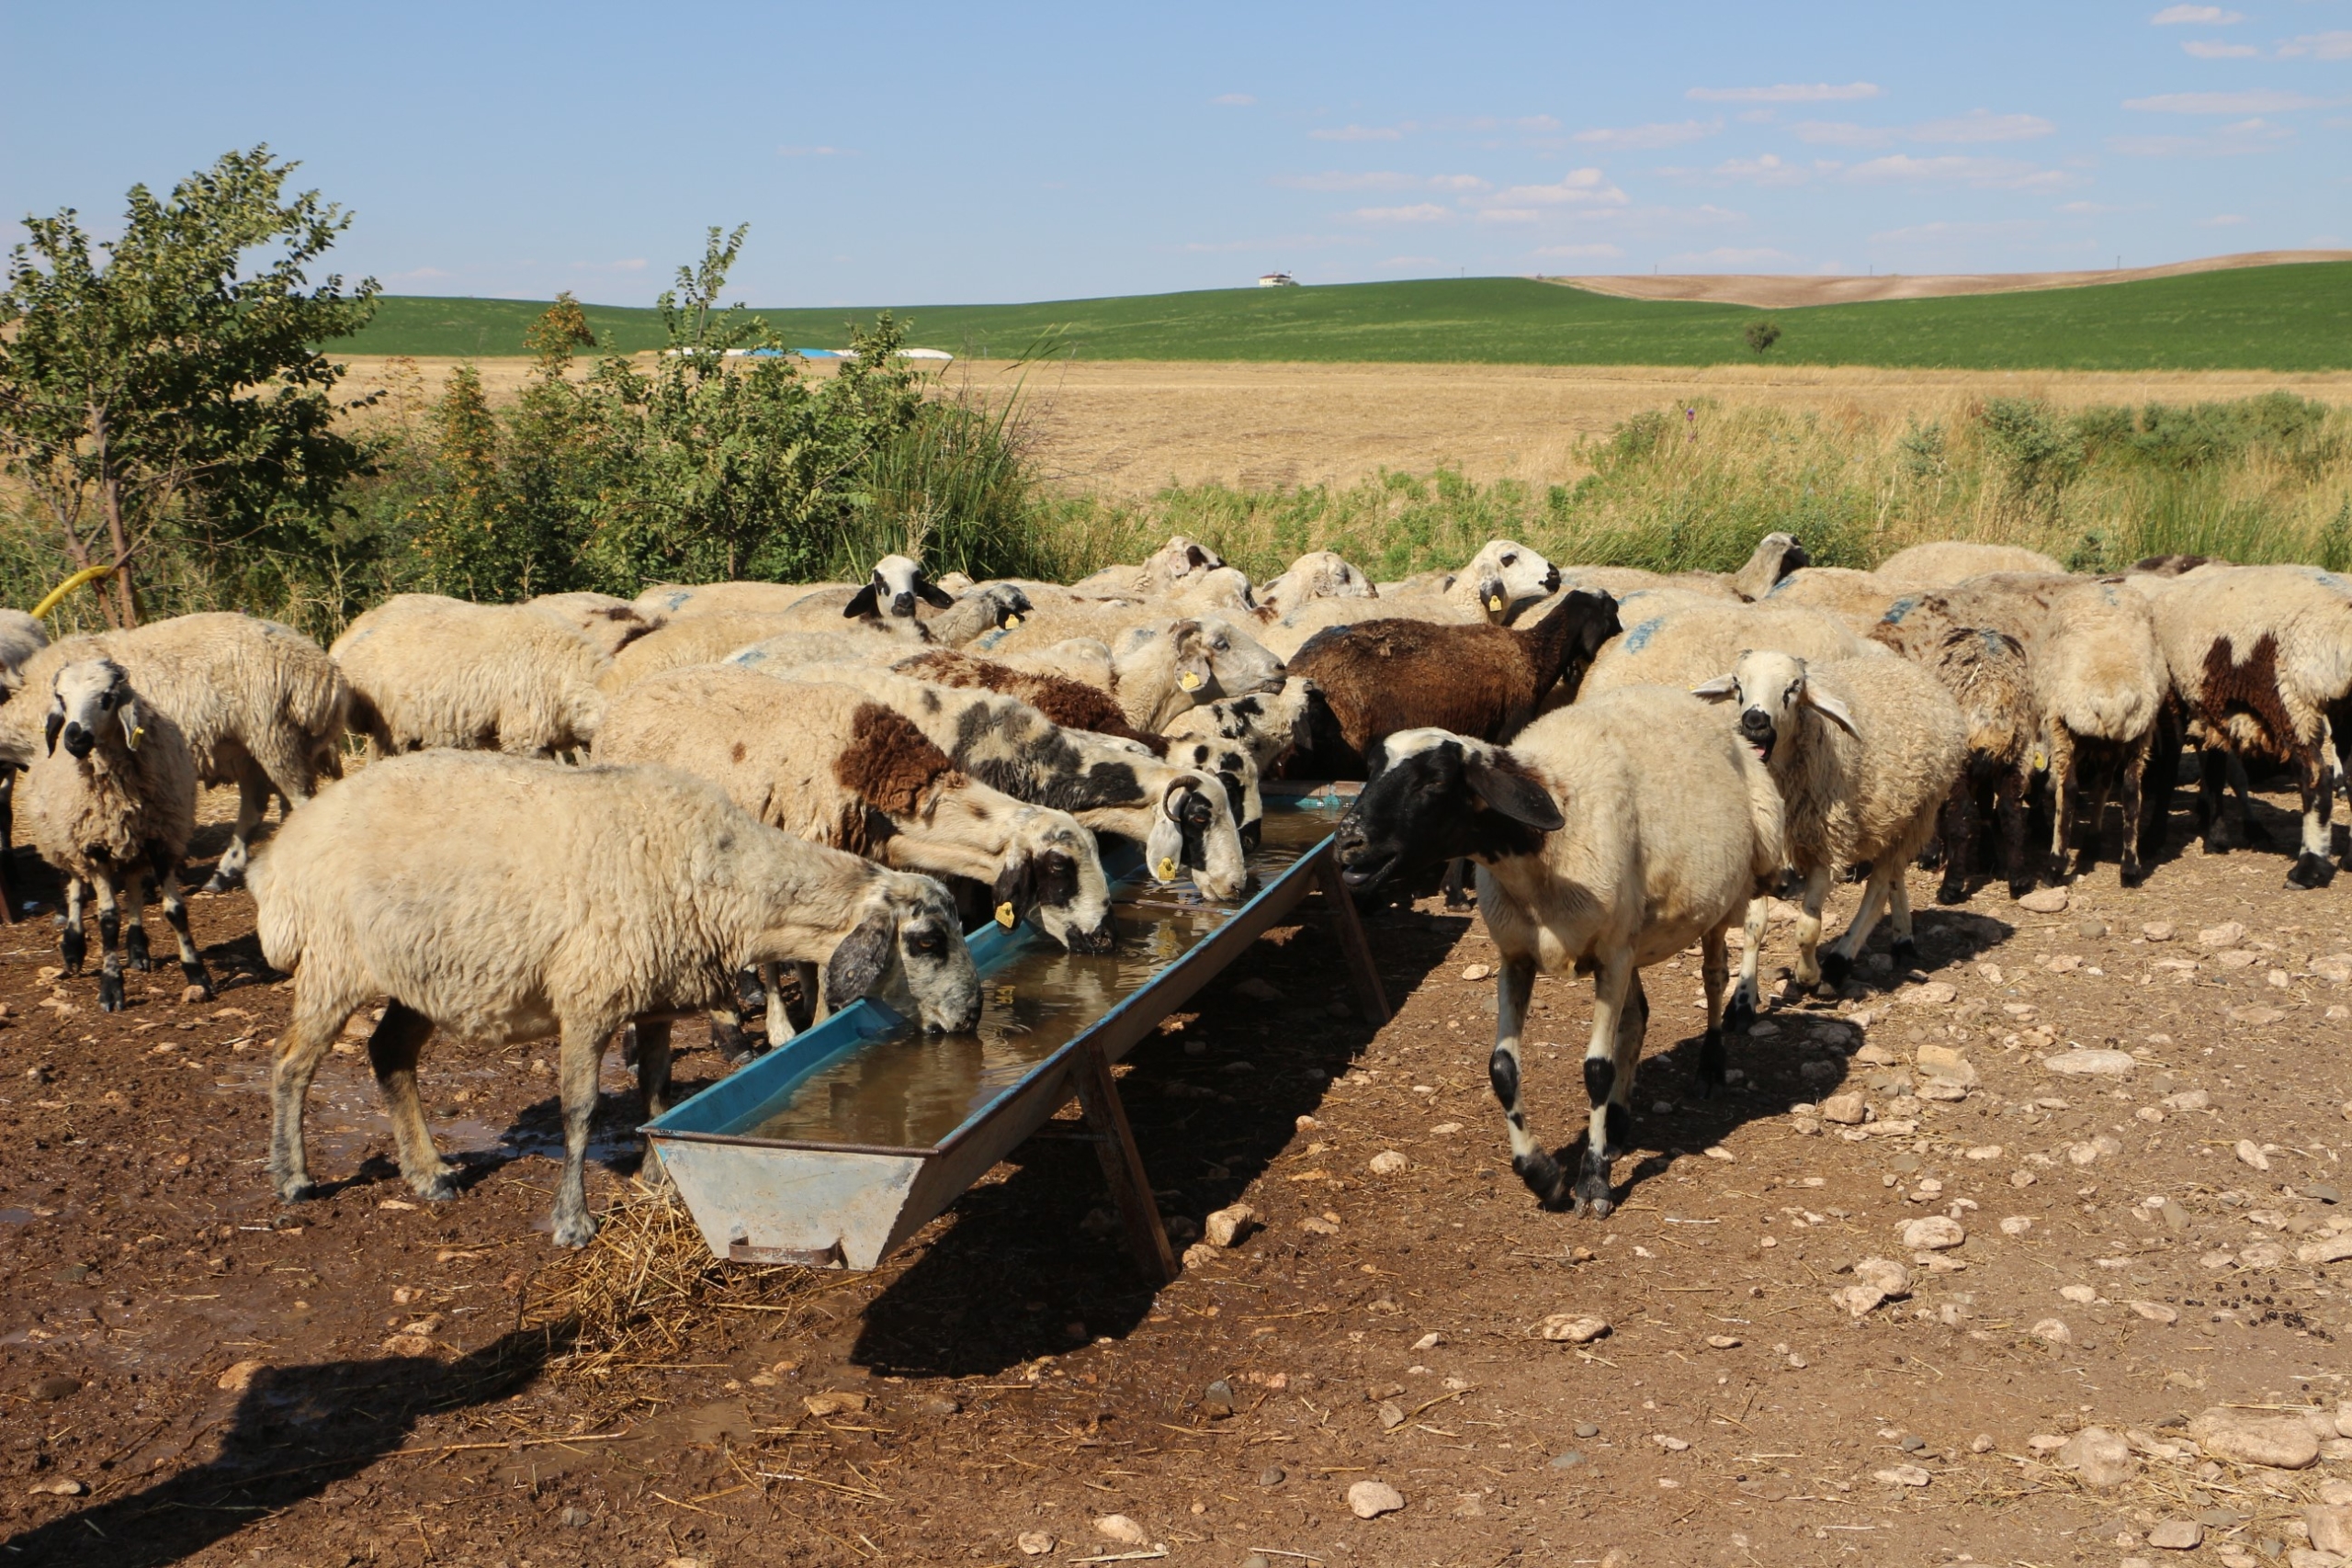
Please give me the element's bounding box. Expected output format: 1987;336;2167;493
21;659;213;1011
1;612;350;889
1762;566;1904;634
630;553;951;623
1876;540;2066;587
1578;598;1871;702
528;592;665;658
2034;579;2167;887
1264;539;1561;658
1694;650;1967;999
969;614;1286;730
1069;536;1226;598
1544;532;1811;610
1334;688;1785;1215
332;595;607;758
1254;551;1377;623
251;750;983;1246
1161;678;1333;780
1869;623;2039;904
0;609;48;676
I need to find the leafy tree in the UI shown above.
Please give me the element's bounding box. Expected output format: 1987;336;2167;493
0;147;378;626
1979;397;2084;524
1744;318;1781;356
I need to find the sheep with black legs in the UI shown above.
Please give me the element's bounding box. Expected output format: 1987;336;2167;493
1693;650;1967;1003
2034;579;2166;887
1867;623;2038;904
1334;688;1785;1215
20;659;214;1012
251;750;981;1247
333;595;605;759
2145;563;2352;887
1;612;349;890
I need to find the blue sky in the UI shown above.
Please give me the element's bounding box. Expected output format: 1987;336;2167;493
2;1;2346;306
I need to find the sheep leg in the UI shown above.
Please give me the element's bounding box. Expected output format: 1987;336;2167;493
2287;740;2336;889
762;962;796;1045
155;860;211;998
2118;731;2153;888
1816;866;1893;990
2196;748;2232;851
122;864;153;973
368;1001;458;1201
269;988;359;1201
1886;877;1917;969
2047;723;2078;879
1790;864;1833;990
1734;895;1770;1015
2228;751;2265;846
1486;955;1568;1210
199;773;271;894
1935;776;1975;906
549;1018;612;1247
59;876;86;976
1695;926;1733;1098
796;961;823;1029
93;867;126;1013
1442;858;1473;909
633;1016;674;1118
1998;765;2033;898
1574;953;1638;1218
707;1006;753;1066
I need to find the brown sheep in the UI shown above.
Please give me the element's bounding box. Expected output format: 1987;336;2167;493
892;649;1169;755
1284;589;1623;776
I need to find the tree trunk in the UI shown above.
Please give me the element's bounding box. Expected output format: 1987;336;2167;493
89;407;136;630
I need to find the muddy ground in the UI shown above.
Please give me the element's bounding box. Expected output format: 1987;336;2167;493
6;783;2352;1568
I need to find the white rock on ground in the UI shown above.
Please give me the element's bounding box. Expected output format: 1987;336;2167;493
2312;1506;2352;1554
2129;1301;2180;1324
1015;1531;1055;1556
2058;1427;2134;1486
1819;1092;1869;1125
2000;1215;2035;1236
1901;1216;1965;1250
1854;1258;1912;1297
1092;1514;1149;1546
1368;1151;1409;1176
2017;886;2070;913
1540;1314;1611;1344
1874;1463;1932;1486
1833;1285;1888;1318
2047;1048;2137;1077
2030;1318;2074;1346
2147;1519;2203;1550
1204;1204;1256;1247
2190;1407;2321;1469
1348;1481;1406;1518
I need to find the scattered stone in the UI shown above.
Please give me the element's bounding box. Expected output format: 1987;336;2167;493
1651;1434;1690;1451
2061;1284;2098;1303
1347;1480;1405;1519
2237;1139;2274;1172
2028;1434;2068;1453
216;1359;264;1393
2047;1048;2137;1077
1411;1332;1442;1351
2214;949;2264;969
2313;954;2352;985
1093;1514;1149;1546
1540;1314;1611;1344
2312;1507;2352;1554
1182;1240;1219;1269
804;1391;868;1417
2077;918;2109;939
560;1506;592;1528
2059;1427;2133;1486
27;1479;87;1497
1460;963;1493;981
1916;1043;1979;1088
2309;1237;2352;1265
2165;1089;2211;1111
1298;1216;1340;1235
1550;1450;1585;1470
1704;1334;1742;1349
2130;1301;2181;1325
1258;1465;1285;1487
1833;1285;1887;1318
1015;1531;1055;1557
1575;1421;1601;1438
1204;1204;1256;1247
2030;1318;2074;1346
1905;981;1960;1006
1901;1216;1965;1251
2228;1006;2288;1027
2241;1241;2288;1269
2190;1407;2321;1470
1851;1258;1911;1298
2199;921;2249;950
1202;1380;1236;1418
1971;1433;1996;1453
2018;886;2070;913
2149;1520;2205;1551
1875;1463;1932;1486
28;1374;79;1402
1819;1092;1869;1125
1376;1400;1406;1430
1368;1150;1409;1177
2143;921;2177;942
1965;1144;2005;1160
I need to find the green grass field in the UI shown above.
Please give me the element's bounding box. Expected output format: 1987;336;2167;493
341;261;2352;370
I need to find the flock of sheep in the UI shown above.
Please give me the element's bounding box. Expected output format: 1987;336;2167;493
0;532;2341;1243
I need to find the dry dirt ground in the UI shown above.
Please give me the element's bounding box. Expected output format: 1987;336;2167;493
8;775;2352;1567
334;356;2352;498
1544;250;2352;310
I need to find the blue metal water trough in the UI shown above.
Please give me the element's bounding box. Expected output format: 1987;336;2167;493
643;786;1385;1282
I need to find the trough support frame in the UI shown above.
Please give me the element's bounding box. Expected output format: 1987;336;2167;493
1312;843;1391;1024
1069;1036;1178;1286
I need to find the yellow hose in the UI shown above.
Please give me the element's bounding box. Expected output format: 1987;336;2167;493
29;563;120;621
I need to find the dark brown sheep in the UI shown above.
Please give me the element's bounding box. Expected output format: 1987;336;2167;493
1284;589;1622;775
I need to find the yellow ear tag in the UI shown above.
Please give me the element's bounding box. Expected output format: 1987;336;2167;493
1004;613;1023;628
1155;856;1179;882
2030;747;2050;773
127;725;144;751
1179;671;1202;691
1487;594;1504;613
994;902;1016;929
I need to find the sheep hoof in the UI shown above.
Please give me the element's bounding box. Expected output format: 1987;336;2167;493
1693;1035;1725;1099
411;1166;460;1202
1724;988;1756;1037
551;1212;600;1249
1513;1151;1574;1211
1573;1149;1614;1218
1816;951;1853;988
97;973;125;1012
2007;877;2037;900
125;930;152;972
272;1172;314;1205
1890;938;1919;971
59;931;85;975
2119;862;2150;889
2289;851;2335;890
1936;879;1968;906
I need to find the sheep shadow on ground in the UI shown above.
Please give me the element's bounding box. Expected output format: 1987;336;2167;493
0;1329;562;1568
845;902;1468;1380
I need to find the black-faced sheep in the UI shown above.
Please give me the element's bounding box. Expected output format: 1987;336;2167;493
1282;590;1623;775
21;659;214;1011
632;553;953;623
1;612;350;890
1694;649;1967;998
1069;536;1226;598
252;750;982;1247
1335;689;1785;1215
332;595;605;759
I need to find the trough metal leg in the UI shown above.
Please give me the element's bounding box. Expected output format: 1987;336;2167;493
1070;1038;1177;1286
1314;844;1391;1023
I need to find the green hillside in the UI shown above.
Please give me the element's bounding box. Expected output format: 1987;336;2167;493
340;261;2352;370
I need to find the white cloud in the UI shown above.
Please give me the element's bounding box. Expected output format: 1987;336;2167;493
2060;200;2130;213
1845;153;2074;189
1571;118;1721;149
2183;39;2262;57
1210;93;1256;106
1533;243;1625;259
1351;203;1450;222
2279;31;2352;60
2197;212;2250;226
776;145;850;157
1910;110;2056;143
1711;152;1815;186
1514;114;1564;132
1428;174;1491;191
2109;115;2297;153
2151;4;2244;22
1272;171;1423;191
1311;123;1403;141
1687;82;1880;103
1791;120;1892;147
1667;246;1796;267
2124;89;2326;113
1488;168;1630;205
1474;208;1543;224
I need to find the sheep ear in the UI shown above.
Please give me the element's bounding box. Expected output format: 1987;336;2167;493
917;575;956;609
119;694;141;751
1168;619;1211;694
842;583;880;619
1184;544;1208;570
1804;687;1860;736
1690;674;1739;703
42;709;62;757
824;910;897;1008
1466;758;1565;833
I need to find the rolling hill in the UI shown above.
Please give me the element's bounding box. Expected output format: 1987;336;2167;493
338;259;2352;371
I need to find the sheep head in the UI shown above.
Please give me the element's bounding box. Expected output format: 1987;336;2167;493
845;553;956;620
1461;539;1562;619
1731;531;1810;601
1336;728;1562;894
1143;773;1249;901
822;872;981;1033
46;658;141;761
1692;649;1856;766
995;807;1115;953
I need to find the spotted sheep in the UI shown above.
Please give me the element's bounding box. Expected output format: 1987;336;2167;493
969;613;1286;732
1336;689;1786;1215
19;658;215;1013
0;611;350;891
631;552;960;624
1693;649;1967;998
251;750;981;1247
2146;563;2352;888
